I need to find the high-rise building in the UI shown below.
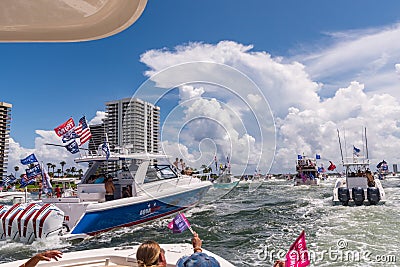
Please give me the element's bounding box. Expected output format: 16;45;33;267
88;123;106;155
104;98;160;154
0;102;12;180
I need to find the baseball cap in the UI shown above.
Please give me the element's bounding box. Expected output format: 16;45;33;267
176;252;221;267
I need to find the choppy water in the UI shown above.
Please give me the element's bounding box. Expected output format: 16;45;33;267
1;178;399;266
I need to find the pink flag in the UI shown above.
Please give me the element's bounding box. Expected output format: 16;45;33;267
285;230;310;267
168;213;191;233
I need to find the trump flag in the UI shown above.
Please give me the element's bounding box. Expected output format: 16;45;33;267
285;230;310;267
20;153;38;165
54;118;75;137
168;213;192;233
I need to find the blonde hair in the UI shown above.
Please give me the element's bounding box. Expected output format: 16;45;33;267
136;241;161;267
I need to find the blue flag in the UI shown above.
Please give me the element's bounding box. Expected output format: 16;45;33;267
20;153;38;165
353;146;361;156
62;130;79;143
66;140;80;154
20;174;36;188
2;174;16;186
26;165;42;178
102;141;110;160
316;154;321;159
297;155;303;160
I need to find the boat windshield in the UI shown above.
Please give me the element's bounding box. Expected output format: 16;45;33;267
144;164;178;183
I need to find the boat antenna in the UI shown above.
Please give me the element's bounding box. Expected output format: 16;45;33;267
364;127;369;159
337;129;344;165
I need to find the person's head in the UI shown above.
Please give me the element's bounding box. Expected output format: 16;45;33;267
136;241;165;267
176;253;220;267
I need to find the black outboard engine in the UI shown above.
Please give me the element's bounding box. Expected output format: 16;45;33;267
367;187;380;205
338;187;350;206
352;187;365;206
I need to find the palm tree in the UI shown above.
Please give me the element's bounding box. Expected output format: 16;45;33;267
56;169;61;178
51;164;56;174
14;166;19;178
46;163;52;173
78;169;83;178
65;168;71;177
70;167;76;177
60;161;66;177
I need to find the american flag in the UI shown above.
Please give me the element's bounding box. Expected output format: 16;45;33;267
75;116;92;146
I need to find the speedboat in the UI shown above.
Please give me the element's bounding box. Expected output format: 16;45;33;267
333;128;386;206
212;171;239;189
294;155;319;186
332;158;385;206
0;244;235;267
0;152;212;243
0;191;29;204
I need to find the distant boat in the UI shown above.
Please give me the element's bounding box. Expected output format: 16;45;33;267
213;171;239;189
0;152;212;243
294;155;319;186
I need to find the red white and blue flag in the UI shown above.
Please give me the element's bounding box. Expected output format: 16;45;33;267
168;213;192;233
41;163;53;190
75;116;92;146
285;230;310;267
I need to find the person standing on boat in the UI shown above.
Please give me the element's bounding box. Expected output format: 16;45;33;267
179;159;186;174
105;176;115;201
54;184;62;198
173;158;179;171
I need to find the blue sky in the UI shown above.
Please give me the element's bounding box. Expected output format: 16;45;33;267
3;0;400;173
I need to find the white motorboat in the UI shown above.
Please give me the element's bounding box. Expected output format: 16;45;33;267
0;152;212;243
0;191;30;204
333;128;385;206
294;155;319;186
0;244;235;267
332;159;385;206
212;171;239;189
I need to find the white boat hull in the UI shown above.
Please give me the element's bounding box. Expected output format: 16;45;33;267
332;177;386;206
0;244;235;267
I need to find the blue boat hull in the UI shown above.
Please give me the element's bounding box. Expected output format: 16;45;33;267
71;186;209;235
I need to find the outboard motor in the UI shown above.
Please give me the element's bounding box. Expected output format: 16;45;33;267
352;187;365;206
338;187;350;206
367;187;380;205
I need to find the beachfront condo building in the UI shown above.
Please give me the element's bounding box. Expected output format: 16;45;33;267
0;102;12;181
87;123;106;155
104;98;160;154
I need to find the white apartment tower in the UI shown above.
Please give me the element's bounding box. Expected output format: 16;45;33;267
105;98;160;154
0;102;12;180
